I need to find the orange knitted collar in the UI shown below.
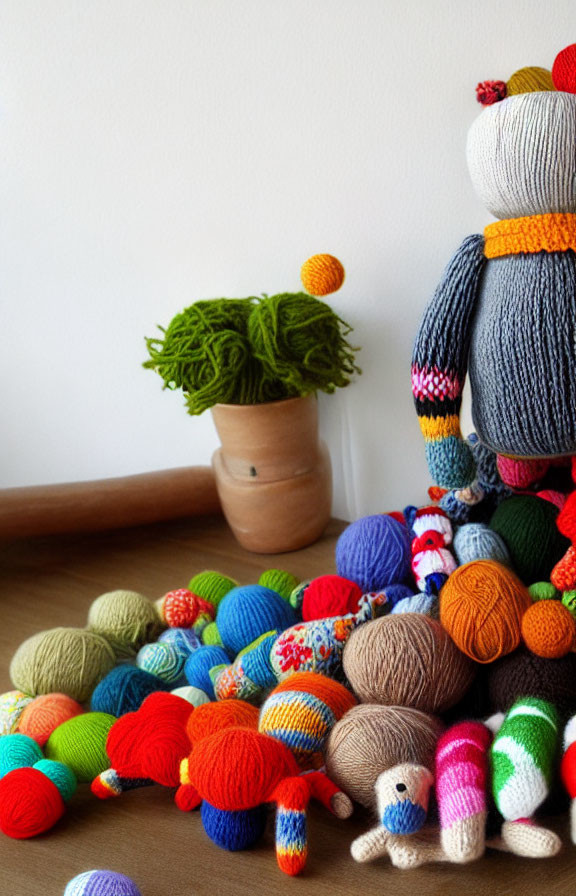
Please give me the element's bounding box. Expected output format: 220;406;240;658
484;213;576;258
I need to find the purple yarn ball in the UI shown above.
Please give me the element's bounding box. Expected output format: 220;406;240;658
335;514;412;592
64;869;141;895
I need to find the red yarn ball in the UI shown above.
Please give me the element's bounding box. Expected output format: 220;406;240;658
302;575;363;622
552;43;576;93
476;80;507;105
0;767;65;838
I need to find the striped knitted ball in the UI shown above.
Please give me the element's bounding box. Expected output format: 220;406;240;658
259;672;357;769
64;870;142;896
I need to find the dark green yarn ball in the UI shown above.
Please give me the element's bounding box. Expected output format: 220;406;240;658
489;495;570;584
248;292;360;397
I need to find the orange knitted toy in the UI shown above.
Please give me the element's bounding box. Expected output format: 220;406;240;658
186;700;259;746
300;254;345;296
440;559;531;663
521;600;576;659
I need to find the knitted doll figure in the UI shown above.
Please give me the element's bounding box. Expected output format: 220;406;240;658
412;44;576;492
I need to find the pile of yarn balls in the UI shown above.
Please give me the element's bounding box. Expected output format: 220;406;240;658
3;487;576;883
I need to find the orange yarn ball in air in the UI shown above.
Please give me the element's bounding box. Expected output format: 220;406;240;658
18;694;84;747
440;559;531;663
300;254;345;296
186;700;260;746
521;600;576;659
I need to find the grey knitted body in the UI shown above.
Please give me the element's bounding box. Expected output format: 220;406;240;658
469;250;576;458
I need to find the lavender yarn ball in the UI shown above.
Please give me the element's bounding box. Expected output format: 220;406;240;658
336;515;412;592
453;523;511;566
64;870;141;895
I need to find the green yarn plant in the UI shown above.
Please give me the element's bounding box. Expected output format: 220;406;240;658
144;293;360;415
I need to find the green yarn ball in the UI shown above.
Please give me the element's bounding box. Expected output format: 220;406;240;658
33;759;77;802
248;292;360;397
45;712;115;783
10;628;117;703
0;734;43;778
258;569;300;602
490;496;570;585
201;621;224;647
529;582;559;602
87;589;163;659
188;570;238;610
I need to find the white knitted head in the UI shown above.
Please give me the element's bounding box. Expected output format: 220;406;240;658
467;91;576;219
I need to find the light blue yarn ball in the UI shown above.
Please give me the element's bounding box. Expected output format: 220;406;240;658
64;869;142;896
91;664;169;716
136;642;186;684
216;585;298;655
184;646;230;698
335;515;412;593
0;733;43;778
158;627;202;656
33;759;77;802
453;523;511;566
390;593;437;616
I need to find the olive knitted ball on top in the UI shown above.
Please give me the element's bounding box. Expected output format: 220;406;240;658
64;870;142;896
440;559;531;663
10;628;116;703
46;712;115;783
490;495;570;584
343;614;474;714
325;704;443;809
335;514;412;593
216;585;298;655
87;589;162;659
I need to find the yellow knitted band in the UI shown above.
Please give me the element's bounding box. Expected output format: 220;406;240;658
484;213;576;258
419;415;461;442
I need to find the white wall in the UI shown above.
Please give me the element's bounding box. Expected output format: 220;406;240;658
0;1;570;520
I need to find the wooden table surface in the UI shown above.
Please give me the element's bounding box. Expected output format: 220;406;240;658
0;515;574;895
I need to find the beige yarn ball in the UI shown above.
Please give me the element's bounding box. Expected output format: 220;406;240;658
87;589;163;658
10;628;116;703
325;704;443;808
343;613;474;714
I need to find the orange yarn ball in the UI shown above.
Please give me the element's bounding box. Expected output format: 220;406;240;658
521;600;576;659
186;700;259;746
300;254;345;296
440;559;531;663
18;694;84;747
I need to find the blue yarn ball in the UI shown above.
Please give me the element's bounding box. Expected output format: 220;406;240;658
201;801;267;851
242;633;278;687
158;627;202;656
33;758;77;801
453;522;511;566
136;642;186;684
335;515;412;593
216;585;298;655
184;646;230;698
380;583;413;608
64;870;142;896
90;664;169;716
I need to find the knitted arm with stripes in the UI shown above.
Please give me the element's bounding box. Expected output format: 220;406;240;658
412;234;486;489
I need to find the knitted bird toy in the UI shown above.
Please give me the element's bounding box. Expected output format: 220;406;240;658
412;43;576;494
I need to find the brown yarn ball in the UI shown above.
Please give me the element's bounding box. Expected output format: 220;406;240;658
487;646;576;720
325;704;443;808
342;613;474;714
440;559;531;663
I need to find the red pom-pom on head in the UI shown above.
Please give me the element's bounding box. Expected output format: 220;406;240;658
476;80;508;105
0;767;65;838
301;574;363;622
552;44;576;93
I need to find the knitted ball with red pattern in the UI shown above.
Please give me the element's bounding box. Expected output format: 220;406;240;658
301;575;363;621
259;672;357;769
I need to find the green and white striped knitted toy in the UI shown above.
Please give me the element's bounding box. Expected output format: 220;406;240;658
491;697;558;821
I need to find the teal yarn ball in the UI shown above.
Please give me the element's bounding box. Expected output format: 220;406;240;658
33;759;77;802
136;642;186;684
335;515;412;592
64;870;142;895
490;495;570;584
0;733;43;778
216;585;298;655
91;665;170;717
184;646;230;698
453;523;511;566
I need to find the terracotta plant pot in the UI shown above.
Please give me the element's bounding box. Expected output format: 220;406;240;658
211;395;332;553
